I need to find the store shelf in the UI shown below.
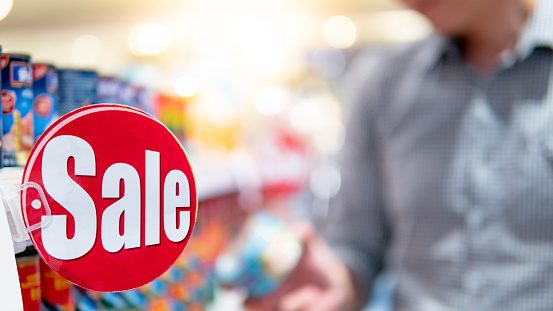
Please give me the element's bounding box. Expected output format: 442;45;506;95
0;167;26;186
192;161;238;201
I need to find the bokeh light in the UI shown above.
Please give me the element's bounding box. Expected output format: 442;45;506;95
289;99;324;133
0;0;13;21
254;86;289;116
175;75;199;98
361;10;432;43
231;18;289;73
322;15;357;49
128;23;172;56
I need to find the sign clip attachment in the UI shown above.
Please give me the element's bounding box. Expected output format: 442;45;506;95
0;181;52;253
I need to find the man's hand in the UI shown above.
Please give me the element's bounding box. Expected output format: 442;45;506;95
244;224;366;311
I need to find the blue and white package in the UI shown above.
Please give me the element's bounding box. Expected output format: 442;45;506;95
117;81;138;108
135;87;156;115
57;69;97;116
96;76;121;104
1;53;34;167
32;63;58;141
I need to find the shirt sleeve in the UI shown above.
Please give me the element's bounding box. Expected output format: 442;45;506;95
323;57;390;300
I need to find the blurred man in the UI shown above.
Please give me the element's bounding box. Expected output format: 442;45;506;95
246;0;553;310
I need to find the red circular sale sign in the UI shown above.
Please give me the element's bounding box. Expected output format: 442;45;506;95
21;105;197;292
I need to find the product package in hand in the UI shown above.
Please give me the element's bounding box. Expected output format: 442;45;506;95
214;211;303;297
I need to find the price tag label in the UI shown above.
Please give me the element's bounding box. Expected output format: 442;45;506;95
22;105;197;292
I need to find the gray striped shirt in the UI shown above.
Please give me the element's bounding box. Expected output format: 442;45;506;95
326;1;553;310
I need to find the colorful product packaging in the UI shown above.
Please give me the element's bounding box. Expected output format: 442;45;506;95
73;286;100;311
157;94;187;142
16;247;41;311
118;289;148;310
1;53;34;167
0;45;3;169
32;63;58;142
117;81;138;108
39;258;74;311
98;292;130;310
135;87;156;116
57;69;97;116
96;76;121;105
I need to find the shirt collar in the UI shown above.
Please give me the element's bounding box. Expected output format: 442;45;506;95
422;0;553;72
516;0;553;60
418;33;451;72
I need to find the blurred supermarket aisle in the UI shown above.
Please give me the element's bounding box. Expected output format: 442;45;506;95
0;0;431;310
